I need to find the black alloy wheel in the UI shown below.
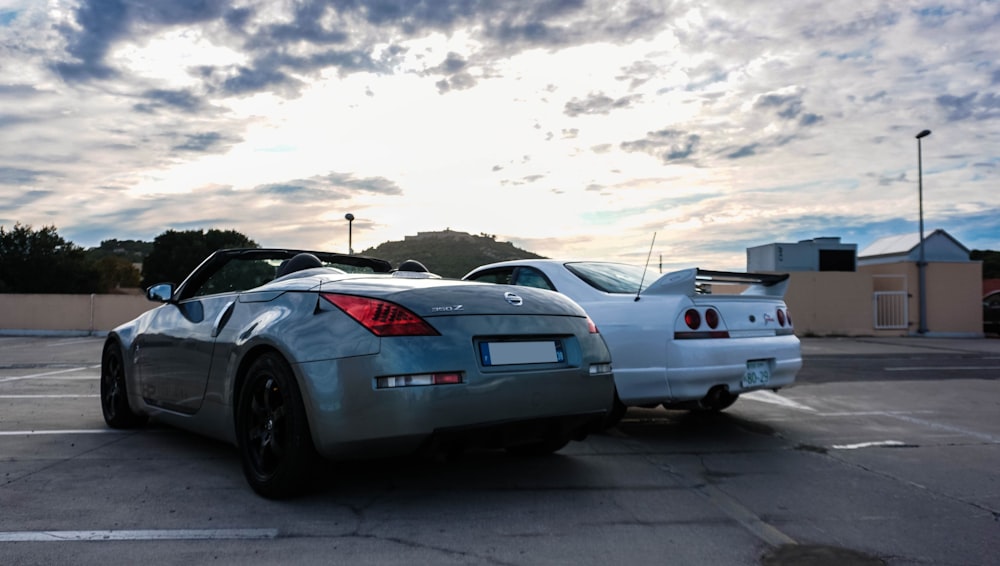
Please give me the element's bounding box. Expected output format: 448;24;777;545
100;342;147;429
236;353;316;498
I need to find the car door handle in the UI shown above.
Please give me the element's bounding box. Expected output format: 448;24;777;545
212;301;236;338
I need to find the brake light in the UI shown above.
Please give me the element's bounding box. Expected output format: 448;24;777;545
676;307;729;339
684;309;701;330
321;293;439;336
587;316;599;334
777;308;786;327
705;308;720;329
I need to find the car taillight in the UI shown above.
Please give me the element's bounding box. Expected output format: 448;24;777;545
676;307;729;339
587;316;599;334
786;310;793;326
777;308;786;327
684;309;701;330
705;308;720;329
321;293;440;336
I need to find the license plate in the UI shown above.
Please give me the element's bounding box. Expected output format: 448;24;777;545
480;341;564;366
742;359;771;388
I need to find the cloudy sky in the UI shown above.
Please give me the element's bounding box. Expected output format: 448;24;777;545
1;0;997;271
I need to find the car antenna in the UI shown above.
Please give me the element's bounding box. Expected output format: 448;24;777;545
635;232;656;302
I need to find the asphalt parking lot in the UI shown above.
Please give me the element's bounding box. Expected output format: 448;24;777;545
1;335;998;565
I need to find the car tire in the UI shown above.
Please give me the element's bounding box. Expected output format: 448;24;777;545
236;353;316;499
602;390;628;429
100;342;147;429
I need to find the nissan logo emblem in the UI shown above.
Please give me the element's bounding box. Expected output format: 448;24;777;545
504;291;523;306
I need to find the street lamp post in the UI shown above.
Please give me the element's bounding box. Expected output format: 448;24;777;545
345;213;355;255
916;129;931;335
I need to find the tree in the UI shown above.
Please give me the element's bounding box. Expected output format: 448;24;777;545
141;229;258;287
361;230;544;278
971;250;1000;279
96;255;141;291
86;239;153;262
0;223;100;293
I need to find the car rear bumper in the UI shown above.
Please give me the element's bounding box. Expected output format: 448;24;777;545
616;334;802;404
294;355;615;459
664;355;801;401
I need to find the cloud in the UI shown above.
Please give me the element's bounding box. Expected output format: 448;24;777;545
0;188;50;216
620;130;702;163
1;0;997;270
172;132;231;152
256;172;403;202
431;52;479;93
725;144;759;159
564;92;642;116
936;92;1000;121
47;1;679;99
133;89;204;114
53;0;227;81
0;167;43;186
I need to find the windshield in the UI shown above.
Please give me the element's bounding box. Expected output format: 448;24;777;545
178;248;392;300
564;262;653;294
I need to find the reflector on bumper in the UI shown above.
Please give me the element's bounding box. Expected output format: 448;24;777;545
376;372;464;389
589;363;612;375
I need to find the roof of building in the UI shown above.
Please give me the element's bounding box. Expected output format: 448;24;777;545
858;229;969;258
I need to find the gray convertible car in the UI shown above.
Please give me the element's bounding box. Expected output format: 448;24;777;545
101;249;614;498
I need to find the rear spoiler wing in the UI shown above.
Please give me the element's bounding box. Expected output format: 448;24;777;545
643;268;790;298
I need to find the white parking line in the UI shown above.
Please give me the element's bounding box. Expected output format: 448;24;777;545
832;440;907;450
742;390;817;412
0;429;123;436
0;367;97;382
0;394;99;398
885;366;998;371
695;483;796;547
46;338;101;347
886;413;1000;443
0;528;279;542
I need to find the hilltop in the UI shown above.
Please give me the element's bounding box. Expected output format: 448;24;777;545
360;230;545;278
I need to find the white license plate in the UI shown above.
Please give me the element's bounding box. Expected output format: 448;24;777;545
742;360;771;388
480;341;563;366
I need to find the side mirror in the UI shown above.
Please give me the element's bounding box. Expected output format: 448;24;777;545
146;283;175;303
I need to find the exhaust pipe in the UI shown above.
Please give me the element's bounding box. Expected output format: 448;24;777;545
698;385;738;411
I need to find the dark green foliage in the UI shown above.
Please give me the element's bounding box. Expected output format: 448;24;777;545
195;257;278;296
141;229;258;288
0;223;100;293
96;255;141;290
360;229;545;278
6;221;994;293
971;250;1000;279
86;239;153;263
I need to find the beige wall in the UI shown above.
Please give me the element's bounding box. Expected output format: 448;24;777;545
782;261;983;337
0;293;156;335
920;262;982;334
0;260;985;337
784;272;874;336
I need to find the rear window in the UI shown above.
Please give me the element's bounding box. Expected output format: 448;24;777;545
564;262;652;294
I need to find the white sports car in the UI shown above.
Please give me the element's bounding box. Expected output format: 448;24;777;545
464;260;802;425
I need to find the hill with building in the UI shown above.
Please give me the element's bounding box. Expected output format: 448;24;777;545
360;230;545;278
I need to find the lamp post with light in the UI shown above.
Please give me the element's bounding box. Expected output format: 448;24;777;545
916;129;931;335
345;213;355;255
